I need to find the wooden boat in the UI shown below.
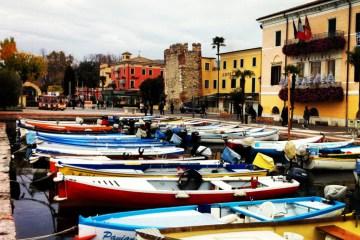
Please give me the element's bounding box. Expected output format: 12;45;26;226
303;157;357;170
55;161;268;178
53;174;299;208
137;213;360;240
199;128;278;144
19;118;115;133
46;156;215;173
226;135;324;152
74;196;344;240
35;141;184;157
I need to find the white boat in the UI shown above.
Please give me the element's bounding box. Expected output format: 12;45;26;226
303;157;357;170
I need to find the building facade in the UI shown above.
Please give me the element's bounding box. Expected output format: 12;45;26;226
110;52;164;107
257;0;360;126
99;64;113;87
200;48;262;112
164;43;202;108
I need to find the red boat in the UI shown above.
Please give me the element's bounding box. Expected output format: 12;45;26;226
21;119;114;133
53;173;299;209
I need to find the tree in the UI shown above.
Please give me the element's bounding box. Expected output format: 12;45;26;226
46;51;73;90
76;61;100;88
0;69;22;109
5;52;47;83
234;69;255;92
347;46;360;118
212;36;225;108
139;76;165;107
0;37;17;62
63;65;76;96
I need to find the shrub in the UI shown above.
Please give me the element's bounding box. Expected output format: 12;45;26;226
0;69;22;108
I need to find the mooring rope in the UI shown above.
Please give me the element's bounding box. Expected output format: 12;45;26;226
17;226;77;240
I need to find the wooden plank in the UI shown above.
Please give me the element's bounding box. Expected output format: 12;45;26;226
316;225;360;240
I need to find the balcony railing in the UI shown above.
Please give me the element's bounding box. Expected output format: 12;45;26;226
283;31;346;57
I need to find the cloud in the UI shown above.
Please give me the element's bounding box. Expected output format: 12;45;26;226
0;0;312;59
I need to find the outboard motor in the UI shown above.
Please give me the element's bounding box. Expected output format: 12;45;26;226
195;146;212;159
178;169;203;190
286;167;309;185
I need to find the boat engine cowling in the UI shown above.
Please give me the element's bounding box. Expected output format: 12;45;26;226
178;169;203;190
324;185;347;201
286;167;309;184
196;146;212;158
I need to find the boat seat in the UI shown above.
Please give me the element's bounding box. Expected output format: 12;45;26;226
210;180;232;190
316;225;360;240
258;201;285;219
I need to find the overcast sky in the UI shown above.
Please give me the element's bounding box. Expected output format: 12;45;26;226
0;0;313;60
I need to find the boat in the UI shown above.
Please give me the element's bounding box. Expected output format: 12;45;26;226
303;157;357;170
226;135;325;152
34;141;184;157
18;118;116;133
74;196;344;240
199;128;278;144
135;214;360;240
53;174;299;208
55;161;268;178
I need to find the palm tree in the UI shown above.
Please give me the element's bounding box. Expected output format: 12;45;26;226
212;36;225;109
347;46;360;118
234;69;254;122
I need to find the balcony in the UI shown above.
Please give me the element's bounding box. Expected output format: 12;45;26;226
283;31;346;57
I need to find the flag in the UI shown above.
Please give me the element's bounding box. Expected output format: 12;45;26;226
304;15;312;40
292;19;298;39
297;17;305;41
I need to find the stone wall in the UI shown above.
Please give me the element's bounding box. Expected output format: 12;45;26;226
164;43;202;108
0;123;15;239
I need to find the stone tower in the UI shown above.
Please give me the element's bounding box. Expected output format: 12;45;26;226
164;43;202;107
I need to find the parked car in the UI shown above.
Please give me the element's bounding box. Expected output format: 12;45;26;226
180;103;201;113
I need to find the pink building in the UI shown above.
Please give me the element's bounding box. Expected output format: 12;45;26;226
111;52;164;91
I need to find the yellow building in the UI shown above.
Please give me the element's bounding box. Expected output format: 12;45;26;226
201;48;262;112
100;64;113;87
257;0;360;126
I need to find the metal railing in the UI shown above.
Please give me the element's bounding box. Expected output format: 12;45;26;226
285;30;345;45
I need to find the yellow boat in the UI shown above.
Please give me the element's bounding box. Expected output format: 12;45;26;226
56;163;268;178
136;214;360;240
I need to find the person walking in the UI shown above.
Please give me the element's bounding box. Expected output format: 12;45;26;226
303;106;310;128
159;102;164;115
170;103;174;114
201;103;207;118
144;104;148;116
281;106;288;126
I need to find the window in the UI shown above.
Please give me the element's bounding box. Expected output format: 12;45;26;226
233;60;237;68
270;65;281;85
205;62;210;70
252;57;256;67
297;62;305;77
205;80;209;88
130;68;135;75
213;80;217;89
240;59;244;68
327;60;335;76
252;77;256;93
231;79;236;88
149;69;153;75
275;31;281;46
130;79;135;88
328;18;336;37
311;61;321;76
356;13;360;46
142;69;146;75
223;61;227;70
222;79;226;88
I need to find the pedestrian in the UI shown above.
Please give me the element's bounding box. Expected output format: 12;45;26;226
236;103;241;120
281;106;288;126
170;103;174;114
258;104;263;117
144;104;148;116
201;103;207;118
159;102;164;115
248;104;257;121
303;106;310;128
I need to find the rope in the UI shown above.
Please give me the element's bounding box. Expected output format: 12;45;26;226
17;226;77;240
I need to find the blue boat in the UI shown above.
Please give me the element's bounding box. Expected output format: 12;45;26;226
75;196;345;240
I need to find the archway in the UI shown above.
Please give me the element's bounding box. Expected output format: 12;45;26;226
22;82;42;107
